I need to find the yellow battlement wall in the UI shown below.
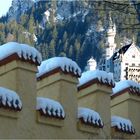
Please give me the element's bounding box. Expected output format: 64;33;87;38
111;90;140;138
0;53;138;139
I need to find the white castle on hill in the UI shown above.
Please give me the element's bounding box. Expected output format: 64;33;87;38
86;18;140;83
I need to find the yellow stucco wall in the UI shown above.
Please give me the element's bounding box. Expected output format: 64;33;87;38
0;58;138;139
37;71;103;139
111;127;135;139
78;84;112;138
0;60;37;138
111;93;140;138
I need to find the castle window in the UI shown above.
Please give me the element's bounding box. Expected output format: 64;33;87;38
125;63;128;66
132;55;135;58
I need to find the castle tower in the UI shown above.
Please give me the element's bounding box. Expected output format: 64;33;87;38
85;57;97;71
105;16;116;60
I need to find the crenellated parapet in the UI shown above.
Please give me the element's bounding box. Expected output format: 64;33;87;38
0;42;139;139
78;70;115;138
36;57;82;138
111;80;140;138
0;42;42;138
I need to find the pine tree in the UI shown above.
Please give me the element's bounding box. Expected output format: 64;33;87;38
74;39;81;62
68;45;74;58
28;16;34;34
64;39;68;53
52;26;58;40
49;39;56;57
59;52;66;57
0;31;5;44
63;31;68;43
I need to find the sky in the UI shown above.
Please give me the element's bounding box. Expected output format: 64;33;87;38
0;0;12;17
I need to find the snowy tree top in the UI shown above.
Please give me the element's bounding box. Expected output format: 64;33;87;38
37;57;81;78
78;70;115;88
0;87;22;111
111;116;135;134
78;107;103;128
112;80;140;95
36;97;65;119
0;42;42;65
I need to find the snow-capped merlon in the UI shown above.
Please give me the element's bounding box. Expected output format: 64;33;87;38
112;80;140;95
78;70;115;87
36;97;65;119
0;42;42;65
78;107;103;128
37;57;81;78
0;87;22;111
111;116;135;134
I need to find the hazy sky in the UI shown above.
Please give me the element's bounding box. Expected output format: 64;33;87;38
0;0;12;17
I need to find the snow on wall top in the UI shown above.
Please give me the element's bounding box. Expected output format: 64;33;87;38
37;57;81;78
36;97;65;119
0;87;22;111
111;116;135;134
78;107;103;128
0;42;42;65
112;80;140;95
78;70;115;87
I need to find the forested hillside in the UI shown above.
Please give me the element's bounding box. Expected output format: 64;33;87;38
0;0;139;70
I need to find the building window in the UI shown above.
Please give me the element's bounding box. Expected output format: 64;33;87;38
125;63;128;66
132;63;135;66
132;55;135;58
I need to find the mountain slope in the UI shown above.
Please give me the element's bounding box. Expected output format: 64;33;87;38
8;0;34;21
0;0;139;70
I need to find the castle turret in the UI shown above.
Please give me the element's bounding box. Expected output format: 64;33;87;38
98;16;117;73
105;17;116;60
85;57;97;71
